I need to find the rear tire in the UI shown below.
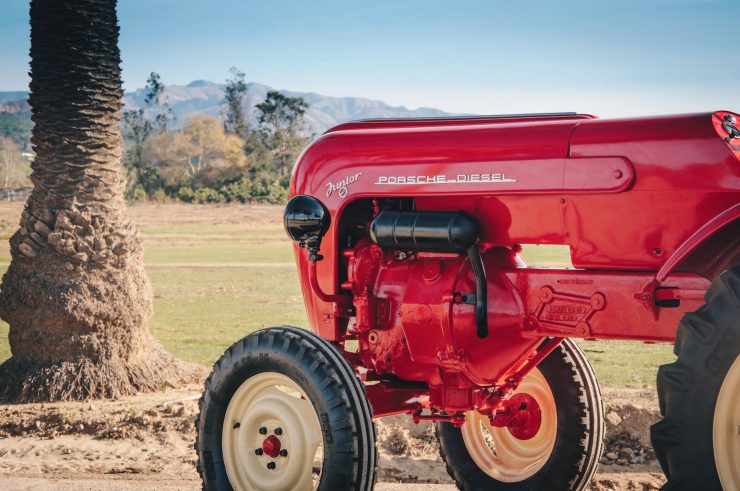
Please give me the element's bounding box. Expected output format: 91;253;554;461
651;265;740;491
436;339;604;491
195;326;377;491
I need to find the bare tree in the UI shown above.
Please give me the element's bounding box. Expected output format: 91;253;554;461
143;115;247;188
0;0;202;402
122;72;173;189
143;72;174;134
0;137;30;191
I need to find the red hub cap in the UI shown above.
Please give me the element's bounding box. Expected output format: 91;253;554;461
261;435;282;458
491;393;542;440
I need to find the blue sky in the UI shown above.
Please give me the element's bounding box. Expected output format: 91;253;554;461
1;0;739;116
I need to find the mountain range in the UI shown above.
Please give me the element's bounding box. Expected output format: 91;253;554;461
1;80;453;141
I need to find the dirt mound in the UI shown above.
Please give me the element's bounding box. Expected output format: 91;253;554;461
600;387;661;467
0;398;196;441
0;385;666;488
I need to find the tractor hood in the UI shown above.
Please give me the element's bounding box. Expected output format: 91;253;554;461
291;113;597;200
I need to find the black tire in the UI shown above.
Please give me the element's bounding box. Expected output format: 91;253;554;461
651;265;740;491
436;339;604;491
195;326;377;491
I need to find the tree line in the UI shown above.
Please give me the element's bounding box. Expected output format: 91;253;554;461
122;69;310;204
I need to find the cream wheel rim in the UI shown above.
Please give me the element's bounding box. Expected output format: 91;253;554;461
222;372;323;491
713;355;740;491
461;368;557;482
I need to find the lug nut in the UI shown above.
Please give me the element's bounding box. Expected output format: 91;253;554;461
274;427;283;435
259;427;267;435
255;448;263;456
267;462;276;470
280;449;288;457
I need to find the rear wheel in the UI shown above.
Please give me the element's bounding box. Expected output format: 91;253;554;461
195;326;377;491
436;339;604;490
651;265;740;491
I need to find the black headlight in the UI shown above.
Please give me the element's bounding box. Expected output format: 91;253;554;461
284;195;330;261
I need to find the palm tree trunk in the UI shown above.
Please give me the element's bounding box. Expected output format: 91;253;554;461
0;0;203;402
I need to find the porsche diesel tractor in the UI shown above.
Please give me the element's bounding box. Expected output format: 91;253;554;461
196;111;740;491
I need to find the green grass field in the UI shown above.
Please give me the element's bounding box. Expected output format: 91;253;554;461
0;205;676;388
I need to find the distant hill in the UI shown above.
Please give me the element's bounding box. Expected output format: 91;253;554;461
122;80;453;135
0;81;453;145
0;92;28;104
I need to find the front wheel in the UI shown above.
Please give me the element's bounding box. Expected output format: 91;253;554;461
195;326;377;491
436;339;604;491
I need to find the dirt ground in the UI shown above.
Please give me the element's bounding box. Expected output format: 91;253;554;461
0;385;666;491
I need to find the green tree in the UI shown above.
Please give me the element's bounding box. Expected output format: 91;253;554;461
243;129;270;177
255;91;310;178
222;67;248;139
0;0;200;402
256;90;308;134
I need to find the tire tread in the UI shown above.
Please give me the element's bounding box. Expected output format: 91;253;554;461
195;326;377;491
652;265;740;491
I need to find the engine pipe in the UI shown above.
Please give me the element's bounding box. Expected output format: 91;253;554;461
370;210;488;338
308;260;344;303
466;244;488;338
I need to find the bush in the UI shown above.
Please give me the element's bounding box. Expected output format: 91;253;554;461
128;178;289;205
193;187;226;204
151;188;167;203
131;185;147;203
219;177;250;203
139;168;166;195
249;177;288;204
177;186;195;203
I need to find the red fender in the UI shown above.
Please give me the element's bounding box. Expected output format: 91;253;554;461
656;202;740;282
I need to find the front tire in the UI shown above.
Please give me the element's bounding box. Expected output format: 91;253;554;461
195;326;377;491
651;265;740;490
436;339;604;491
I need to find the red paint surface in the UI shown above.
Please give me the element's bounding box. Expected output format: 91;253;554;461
288;111;740;417
655;202;740;281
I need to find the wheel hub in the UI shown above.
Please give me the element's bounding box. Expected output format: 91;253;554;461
261;434;282;459
491;393;542;441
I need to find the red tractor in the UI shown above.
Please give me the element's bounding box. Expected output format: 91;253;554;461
196;111;740;490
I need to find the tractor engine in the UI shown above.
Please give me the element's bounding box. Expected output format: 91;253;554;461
336;205;541;416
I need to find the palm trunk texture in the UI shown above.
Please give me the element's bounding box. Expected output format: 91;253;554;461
0;0;203;402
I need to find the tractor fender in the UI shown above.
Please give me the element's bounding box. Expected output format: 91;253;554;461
656;202;740;282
